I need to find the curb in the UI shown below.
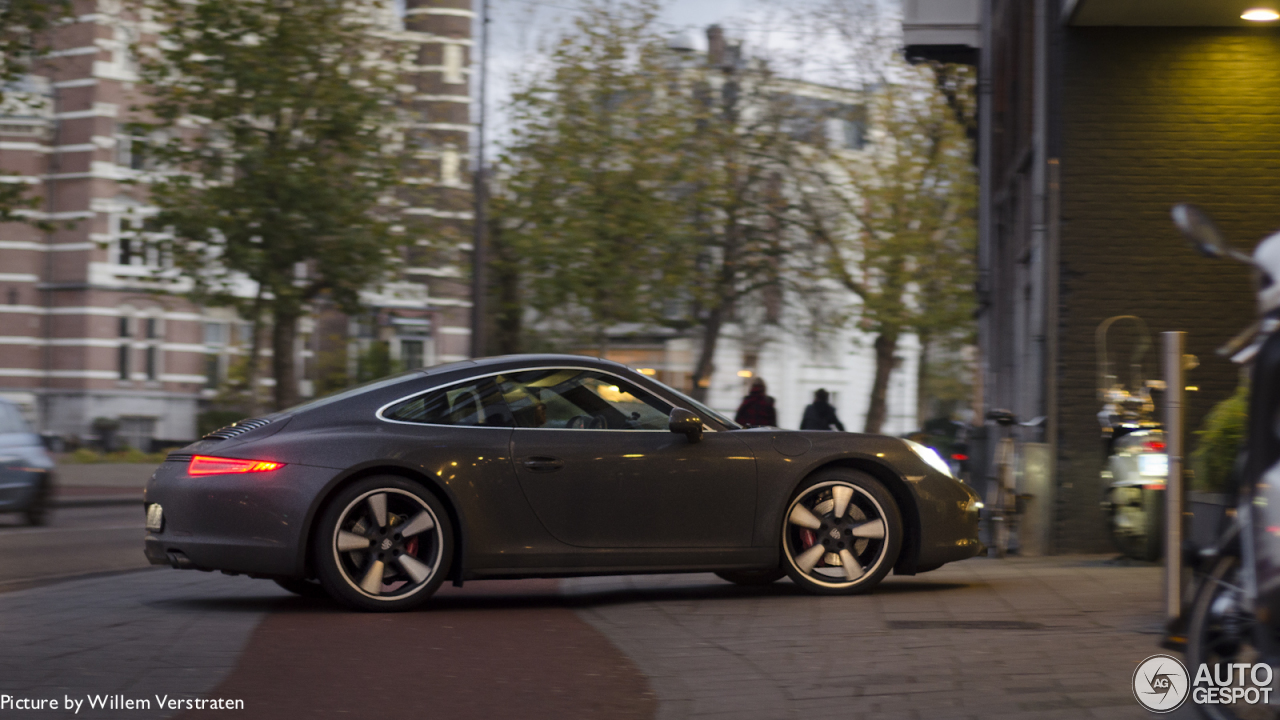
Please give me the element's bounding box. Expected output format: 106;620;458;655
53;495;143;509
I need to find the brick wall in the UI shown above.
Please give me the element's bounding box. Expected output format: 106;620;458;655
1056;28;1280;551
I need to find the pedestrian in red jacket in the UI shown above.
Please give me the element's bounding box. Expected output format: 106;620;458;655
734;378;777;428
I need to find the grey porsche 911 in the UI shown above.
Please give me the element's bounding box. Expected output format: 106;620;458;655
144;354;982;611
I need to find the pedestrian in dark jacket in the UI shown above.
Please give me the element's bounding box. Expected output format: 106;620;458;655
800;388;845;431
734;378;777;428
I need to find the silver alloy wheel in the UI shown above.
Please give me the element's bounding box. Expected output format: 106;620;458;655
783;480;890;589
331;488;443;602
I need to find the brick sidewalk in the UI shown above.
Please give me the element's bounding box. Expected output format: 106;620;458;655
563;555;1191;719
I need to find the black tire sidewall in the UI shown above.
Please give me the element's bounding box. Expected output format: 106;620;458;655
782;469;903;595
313;476;453;612
24;477;50;526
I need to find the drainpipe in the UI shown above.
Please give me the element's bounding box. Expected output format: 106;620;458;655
40;79;61;436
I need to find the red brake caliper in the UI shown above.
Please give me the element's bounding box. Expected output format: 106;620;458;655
406;537;419;557
800;529;817;549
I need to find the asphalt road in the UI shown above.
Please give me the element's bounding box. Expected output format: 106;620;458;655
0;504;151;591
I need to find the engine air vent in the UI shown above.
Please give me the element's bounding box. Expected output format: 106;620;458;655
203;417;272;440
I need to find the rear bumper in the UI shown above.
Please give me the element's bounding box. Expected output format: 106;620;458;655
143;459;339;577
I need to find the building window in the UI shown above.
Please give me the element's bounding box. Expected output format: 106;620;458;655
205;354;220;389
6;288;17;305
145;317;158;340
145;346;158;380
440;149;459;185
118;344;130;380
204;322;224;346
118;316;130;338
401;339;424;370
118;416;156;451
443;44;464;84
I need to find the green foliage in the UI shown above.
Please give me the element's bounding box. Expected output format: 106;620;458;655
491;0;705;350
1191;381;1249;493
355;340;398;383
197;409;248;437
64;448;173;464
790;62;977;431
133;0;409;409
0;0;71;222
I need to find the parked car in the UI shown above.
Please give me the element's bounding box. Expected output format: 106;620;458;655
144;354;983;611
0;398;55;526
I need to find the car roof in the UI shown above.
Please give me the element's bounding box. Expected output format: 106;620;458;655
421;353;630;378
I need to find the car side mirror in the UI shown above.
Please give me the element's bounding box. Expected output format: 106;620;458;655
669;407;703;443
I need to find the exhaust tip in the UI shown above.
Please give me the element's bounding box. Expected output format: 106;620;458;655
166;551;195;569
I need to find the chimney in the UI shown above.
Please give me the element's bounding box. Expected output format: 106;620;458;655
706;25;725;68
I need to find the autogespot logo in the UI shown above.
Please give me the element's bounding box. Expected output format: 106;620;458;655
1133;655;1190;713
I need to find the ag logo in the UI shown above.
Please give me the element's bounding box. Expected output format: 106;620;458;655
1133;654;1190;712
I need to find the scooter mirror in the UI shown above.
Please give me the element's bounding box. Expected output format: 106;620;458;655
1171;203;1229;258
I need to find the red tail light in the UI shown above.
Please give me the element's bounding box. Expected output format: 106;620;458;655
188;455;284;476
1143;441;1166;452
951;453;970;462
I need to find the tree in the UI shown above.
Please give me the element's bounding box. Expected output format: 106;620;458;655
491;1;809;402
0;0;70;221
789;63;977;433
134;0;408;411
489;0;701;355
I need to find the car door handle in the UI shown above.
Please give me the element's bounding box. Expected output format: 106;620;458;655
522;456;564;473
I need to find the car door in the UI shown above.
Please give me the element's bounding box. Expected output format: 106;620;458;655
501;368;757;549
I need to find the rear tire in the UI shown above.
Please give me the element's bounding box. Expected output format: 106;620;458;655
24;478;50;527
782;469;902;596
314;476;453;612
715;568;785;586
273;578;329;599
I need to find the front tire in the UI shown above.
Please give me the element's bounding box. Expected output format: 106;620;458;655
1187;555;1275;720
782;469;902;595
314;476;453;612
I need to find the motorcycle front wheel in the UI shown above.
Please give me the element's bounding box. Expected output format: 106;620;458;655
1187;555;1277;720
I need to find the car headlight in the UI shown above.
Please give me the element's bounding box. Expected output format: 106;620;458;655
904;438;955;478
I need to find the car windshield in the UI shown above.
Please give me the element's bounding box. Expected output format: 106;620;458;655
643;375;741;430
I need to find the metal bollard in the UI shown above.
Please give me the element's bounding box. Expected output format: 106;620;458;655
1162;331;1186;620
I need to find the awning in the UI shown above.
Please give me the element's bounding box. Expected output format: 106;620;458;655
1065;0;1280;26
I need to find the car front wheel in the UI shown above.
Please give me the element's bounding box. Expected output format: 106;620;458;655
782;469;902;595
314;476;452;612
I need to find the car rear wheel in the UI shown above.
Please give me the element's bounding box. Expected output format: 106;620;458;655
715;568;786;586
314;476;452;612
782;469;902;595
273;578;329;599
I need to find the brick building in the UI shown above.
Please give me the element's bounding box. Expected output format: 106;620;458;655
907;0;1280;551
0;0;474;448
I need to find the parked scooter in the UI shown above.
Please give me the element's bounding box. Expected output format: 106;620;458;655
1170;204;1280;719
1096;315;1170;561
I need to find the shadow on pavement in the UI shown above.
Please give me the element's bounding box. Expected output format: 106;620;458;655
149;574;974;615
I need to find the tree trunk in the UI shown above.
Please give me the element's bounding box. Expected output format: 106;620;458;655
689;304;723;402
490;225;522;355
915;332;931;426
864;329;900;434
271;311;299;411
244;292;265;417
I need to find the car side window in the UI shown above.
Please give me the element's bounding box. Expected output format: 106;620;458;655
495;369;672;430
383;378;514;427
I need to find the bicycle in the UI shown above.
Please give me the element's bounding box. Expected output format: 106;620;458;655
986;409;1019;557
